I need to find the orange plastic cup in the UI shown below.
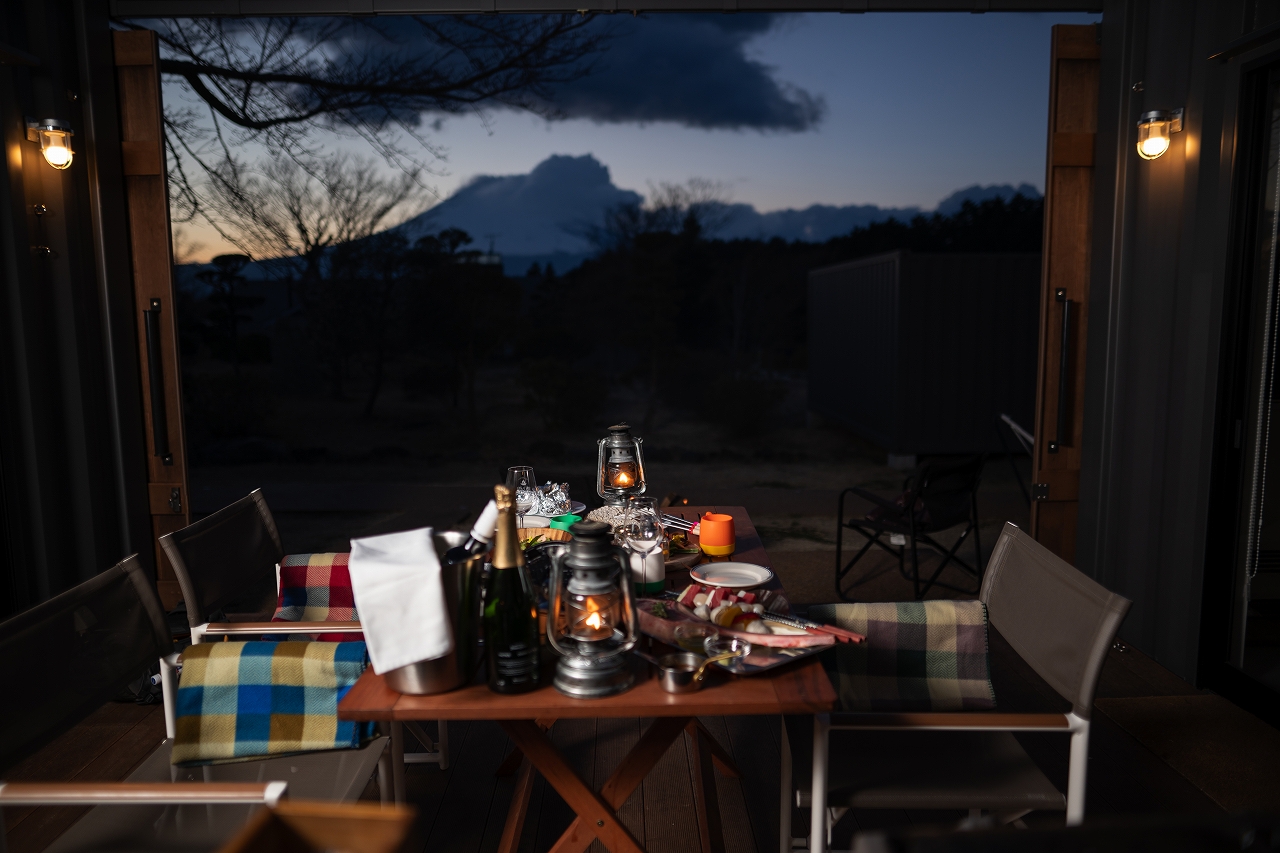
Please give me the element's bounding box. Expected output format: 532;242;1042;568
698;513;736;556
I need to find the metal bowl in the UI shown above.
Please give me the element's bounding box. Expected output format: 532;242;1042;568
656;652;704;693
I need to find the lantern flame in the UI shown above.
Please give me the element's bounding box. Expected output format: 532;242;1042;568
614;471;633;486
585;611;604;630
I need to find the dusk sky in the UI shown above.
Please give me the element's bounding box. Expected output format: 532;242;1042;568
172;11;1098;262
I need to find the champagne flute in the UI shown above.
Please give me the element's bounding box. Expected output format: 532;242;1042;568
506;466;538;527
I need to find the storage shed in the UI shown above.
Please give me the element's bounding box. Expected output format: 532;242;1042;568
808;251;1041;457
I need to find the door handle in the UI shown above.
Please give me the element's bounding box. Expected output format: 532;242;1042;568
143;298;172;465
1049;289;1071;453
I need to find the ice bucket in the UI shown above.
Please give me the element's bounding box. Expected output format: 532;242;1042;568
384;530;485;695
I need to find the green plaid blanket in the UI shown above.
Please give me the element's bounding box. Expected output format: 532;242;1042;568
808;601;994;712
172;641;372;765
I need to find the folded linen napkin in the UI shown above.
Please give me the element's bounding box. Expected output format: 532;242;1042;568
172;640;371;765
348;527;453;674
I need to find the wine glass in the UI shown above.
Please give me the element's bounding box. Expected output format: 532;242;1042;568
623;497;664;555
507;466;538;526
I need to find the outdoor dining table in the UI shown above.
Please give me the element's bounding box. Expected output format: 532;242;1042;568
338;506;837;853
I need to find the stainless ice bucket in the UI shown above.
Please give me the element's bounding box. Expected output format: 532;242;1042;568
384;530;486;695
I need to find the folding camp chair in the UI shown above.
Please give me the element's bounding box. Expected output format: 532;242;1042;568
158;490;448;798
0;555;387;853
787;523;1131;852
836;455;986;600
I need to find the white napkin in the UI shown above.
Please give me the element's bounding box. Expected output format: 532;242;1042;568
348;527;453;675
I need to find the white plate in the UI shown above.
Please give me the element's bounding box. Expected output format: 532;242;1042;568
518;515;552;529
568;501;587;515
689;562;775;589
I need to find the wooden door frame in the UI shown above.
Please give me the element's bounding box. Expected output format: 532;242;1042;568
1029;24;1100;562
113;29;189;608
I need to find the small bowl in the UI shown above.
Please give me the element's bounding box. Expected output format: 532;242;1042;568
672;623;718;655
704;635;752;661
549;513;582;531
656;652;704;693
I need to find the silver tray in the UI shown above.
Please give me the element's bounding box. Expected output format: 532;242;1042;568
713;641;829;675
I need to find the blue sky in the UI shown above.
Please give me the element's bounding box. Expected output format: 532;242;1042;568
174;11;1097;261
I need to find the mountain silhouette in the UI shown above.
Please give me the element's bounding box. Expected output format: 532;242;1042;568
394;154;1042;273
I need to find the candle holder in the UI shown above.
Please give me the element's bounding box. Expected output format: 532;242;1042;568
546;520;639;698
596;423;647;507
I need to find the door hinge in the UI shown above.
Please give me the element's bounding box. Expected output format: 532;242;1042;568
1033;483;1050;500
168;487;182;513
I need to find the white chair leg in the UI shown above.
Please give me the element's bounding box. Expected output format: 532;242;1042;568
810;713;830;853
779;717;792;853
1066;715;1089;825
438;720;449;770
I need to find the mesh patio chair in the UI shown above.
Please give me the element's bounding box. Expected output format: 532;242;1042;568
159;490;448;797
836;455;986;600
0;555;388;853
786;523;1131;853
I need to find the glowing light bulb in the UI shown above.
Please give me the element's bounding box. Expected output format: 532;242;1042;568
27;122;75;170
1136;110;1181;161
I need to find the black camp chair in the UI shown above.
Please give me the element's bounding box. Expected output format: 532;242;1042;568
0;555;388;853
836;455;986;600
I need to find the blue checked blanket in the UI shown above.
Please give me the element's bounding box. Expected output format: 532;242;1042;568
172;641;373;765
808;601;995;712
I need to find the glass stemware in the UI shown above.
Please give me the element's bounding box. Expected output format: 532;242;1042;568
507;466;538;527
622;497;665;594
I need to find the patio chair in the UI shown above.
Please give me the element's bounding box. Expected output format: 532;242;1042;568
786;522;1131;853
0;555;387;853
158;490;448;789
835;455;986;600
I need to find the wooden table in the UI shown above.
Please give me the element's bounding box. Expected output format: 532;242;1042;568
338;506;835;853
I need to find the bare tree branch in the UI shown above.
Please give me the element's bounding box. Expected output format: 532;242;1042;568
143;15;606;255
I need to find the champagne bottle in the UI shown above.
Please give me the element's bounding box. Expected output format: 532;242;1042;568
444;499;499;564
445;499;498;682
483;485;542;693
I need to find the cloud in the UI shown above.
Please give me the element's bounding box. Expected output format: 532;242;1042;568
547;14;825;131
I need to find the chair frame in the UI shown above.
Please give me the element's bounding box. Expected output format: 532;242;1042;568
795;522;1130;853
783;711;1090;853
835;457;985;601
164;490;447;797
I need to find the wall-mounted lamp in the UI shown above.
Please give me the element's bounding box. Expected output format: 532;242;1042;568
1136;109;1183;160
26;119;74;170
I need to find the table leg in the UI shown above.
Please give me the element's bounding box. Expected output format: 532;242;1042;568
497;717;557;777
500;720;646;853
497;758;538;853
390;721;406;805
685;719;741;778
548;716;690;853
809;713;829;853
690;723;726;853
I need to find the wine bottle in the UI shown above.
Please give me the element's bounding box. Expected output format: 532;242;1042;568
483;485;542;693
445;499;499;564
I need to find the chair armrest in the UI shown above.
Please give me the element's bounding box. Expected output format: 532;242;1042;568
202;621;363;636
830;712;1070;731
0;781;287;806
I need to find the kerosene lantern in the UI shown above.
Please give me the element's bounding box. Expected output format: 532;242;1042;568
597;423;647;506
546;520;639;698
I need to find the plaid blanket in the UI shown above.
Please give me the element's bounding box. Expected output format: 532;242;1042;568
808;601;994;712
272;552;362;641
172;641;372;765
